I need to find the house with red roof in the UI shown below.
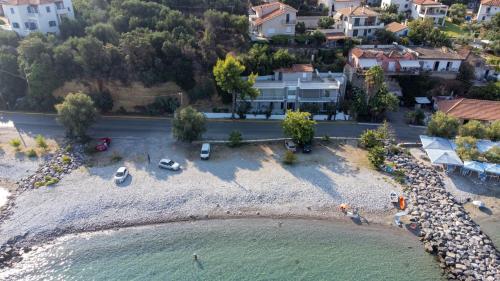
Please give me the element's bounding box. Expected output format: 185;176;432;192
410;0;449;26
249;2;297;38
476;0;500;22
436;98;500;123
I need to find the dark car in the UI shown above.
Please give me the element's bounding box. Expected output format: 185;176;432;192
302;142;312;153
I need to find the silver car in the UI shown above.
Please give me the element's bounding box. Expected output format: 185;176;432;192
114;167;129;184
158;159;180;171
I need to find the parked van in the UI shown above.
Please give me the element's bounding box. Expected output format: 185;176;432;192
200;143;211;160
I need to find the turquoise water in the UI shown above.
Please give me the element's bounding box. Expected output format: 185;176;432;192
0;219;444;281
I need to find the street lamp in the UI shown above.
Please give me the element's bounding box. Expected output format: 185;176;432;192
178;92;183;107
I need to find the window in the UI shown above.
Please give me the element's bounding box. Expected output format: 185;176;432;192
286;26;292;33
12;22;20;28
10;8;15;14
404;4;408;8
354;18;360;26
368;29;372;34
482;16;486;20
286;14;290;23
46;6;51;13
55;1;65;9
353;29;358;36
49;21;57;27
27;5;39;13
24;22;37;30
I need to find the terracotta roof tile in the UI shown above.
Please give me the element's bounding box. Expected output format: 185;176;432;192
385;22;407;33
277;64;314;73
481;0;500;6
413;0;446;5
251;3;297;26
337;6;379;17
437;98;500;122
0;0;55;4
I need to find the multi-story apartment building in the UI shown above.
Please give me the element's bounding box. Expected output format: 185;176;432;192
410;0;449;26
241;64;347;114
381;0;412;13
249;2;297;39
335;6;384;38
0;0;74;36
318;0;361;16
476;0;500;22
345;44;468;80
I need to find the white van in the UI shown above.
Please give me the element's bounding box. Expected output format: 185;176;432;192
200;143;211;160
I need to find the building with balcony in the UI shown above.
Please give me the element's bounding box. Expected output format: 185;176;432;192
345;44;468;82
241;64;347;114
335;6;384;38
476;0;500;22
249;2;297;39
410;0;449;26
318;0;361;16
0;0;74;36
381;0;412;13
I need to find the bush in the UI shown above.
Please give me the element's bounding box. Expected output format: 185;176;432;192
90;89;114;113
35;135;48;150
271;35;292;45
393;169;406;184
110;151;123;163
282;111;316;145
172;106;207;142
144;96;180;116
368;146;385;169
486;120;500;141
9;138;21;150
360;130;382;149
283;150;297;165
483;146;500;164
35;176;60;188
455;136;479;161
26;149;37;158
56;92;98;139
459;120;487;139
62;155;72;164
228;130;242;147
405;109;425;125
188;78;214;102
427;112;460;138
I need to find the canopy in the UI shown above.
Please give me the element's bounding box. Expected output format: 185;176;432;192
476;140;499;153
359;59;379;68
420;135;453;150
426;149;463;166
399;60;421;68
415;97;431;104
484;163;500;175
463;161;485;173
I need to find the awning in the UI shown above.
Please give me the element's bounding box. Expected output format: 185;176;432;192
359;59;379;68
476;140;499;153
426;149;463;166
399;60;421;68
420;135;453;150
415;97;431;104
484;163;500;175
463;161;485;173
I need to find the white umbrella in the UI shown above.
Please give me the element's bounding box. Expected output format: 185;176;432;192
430;151;463;166
463;161;485;173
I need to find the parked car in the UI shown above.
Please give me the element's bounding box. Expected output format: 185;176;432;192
114;167;129;184
302;142;312;153
200;143;211;160
158;158;180;171
95;137;112;152
284;140;297;152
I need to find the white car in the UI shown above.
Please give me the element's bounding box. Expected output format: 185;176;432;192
158;159;180;171
284;140;297;152
114;167;129;184
200;143;211;160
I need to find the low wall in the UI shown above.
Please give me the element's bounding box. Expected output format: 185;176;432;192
296;16;321;28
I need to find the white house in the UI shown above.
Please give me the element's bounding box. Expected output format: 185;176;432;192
241;64;347;114
0;0;74;36
381;0;412;13
476;0;500;22
335;6;384;38
411;0;449;26
249;2;297;38
318;0;361;16
385;21;409;36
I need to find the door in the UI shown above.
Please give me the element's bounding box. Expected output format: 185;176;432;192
287;102;295;111
446;62;452;71
433;61;439;71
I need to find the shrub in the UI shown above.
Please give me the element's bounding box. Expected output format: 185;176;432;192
360;130;381;149
271;35;292;45
52;165;63;173
368;146;385;169
144;96;180;115
26;149;37;158
35;135;48;150
62;155;72;164
459;120;487;139
405;110;425;125
427;112;459;138
486;120;500;141
110;152;123;163
55;92;98;139
9;138;21;150
228;130;242;147
483;147;500;163
393;169;406;184
90;89;114;113
455;136;479;161
173;106;207;142
64;144;72;153
282;111;316;145
283;150;297;165
35;176;60;188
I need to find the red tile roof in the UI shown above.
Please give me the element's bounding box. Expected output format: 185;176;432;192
337;6;379;17
481;0;500;6
385;22;407;33
251;3;297;26
277;64;314;73
413;0;445;5
0;0;55;4
437;98;500;122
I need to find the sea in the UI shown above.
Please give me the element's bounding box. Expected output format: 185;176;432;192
0;219;444;281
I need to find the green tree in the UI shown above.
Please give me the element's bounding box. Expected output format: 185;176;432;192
455;136;479;160
213;54;259;118
350;87;369;121
408;18;451;47
272;49;296;70
55;92;98;138
486;120;500;141
360;130;382;149
365;66;384;98
318;16;335;29
0;30;19;47
0;51;26;109
465;82;500;101
457;61;475;83
374;29;398;44
85;23;120;45
427;112;460;138
282;111;316;145
449;4;466;24
228;130;243;147
172;106;206;142
295;22;306;34
459;120;487;138
368;146;385;169
368;85;399;121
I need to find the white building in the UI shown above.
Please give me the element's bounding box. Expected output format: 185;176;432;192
410;0;448;26
385;21;409;37
335;6;384;38
381;0;412;13
476;0;500;22
249;2;297;39
241;64;347;114
0;0;74;36
318;0;361;16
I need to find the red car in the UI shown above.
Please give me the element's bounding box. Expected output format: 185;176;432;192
95;138;112;152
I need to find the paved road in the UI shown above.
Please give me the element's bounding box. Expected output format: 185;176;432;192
0;112;424;142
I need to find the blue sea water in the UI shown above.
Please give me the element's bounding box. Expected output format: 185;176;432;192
0;219;444;281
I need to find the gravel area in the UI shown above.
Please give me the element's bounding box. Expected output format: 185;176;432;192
0;138;403;245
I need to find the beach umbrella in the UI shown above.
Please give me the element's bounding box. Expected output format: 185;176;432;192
463;161;485;173
484;163;500;175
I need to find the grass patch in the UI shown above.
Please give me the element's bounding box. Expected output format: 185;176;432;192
34;176;59;188
440;20;464;38
35;135;48;150
62;155;72;164
9;138;21;151
52;164;64;173
26;148;37;158
110;151;123;163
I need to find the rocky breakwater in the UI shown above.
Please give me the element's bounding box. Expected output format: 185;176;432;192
387;151;499;280
0;143;85;268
